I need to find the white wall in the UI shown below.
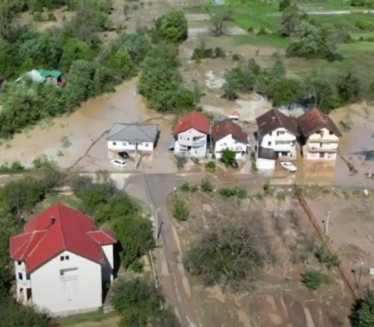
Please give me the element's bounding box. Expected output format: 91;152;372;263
174;128;207;158
304;128;339;161
256;157;275;170
101;245;114;283
214;135;248;160
259;128;296;157
30;250;102;315
107;141;154;152
15;261;31;303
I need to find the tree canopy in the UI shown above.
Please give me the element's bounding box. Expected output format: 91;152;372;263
155;10;188;43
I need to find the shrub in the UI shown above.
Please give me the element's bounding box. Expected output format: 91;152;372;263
350;291;374;327
200;178;213;192
10;160;25;172
219;187;237;198
172;199;189;221
301;270;329;290
250;151;258;173
221;149;235;166
128;260;143;273
315;244;340;268
236;187;247;199
205;161;216;173
154;10;188;43
180;182;191;193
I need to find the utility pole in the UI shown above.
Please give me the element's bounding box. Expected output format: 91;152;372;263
358;261;364;290
325;210;331;235
154;208;160;241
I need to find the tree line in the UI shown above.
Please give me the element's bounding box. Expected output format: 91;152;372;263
223;57;371;113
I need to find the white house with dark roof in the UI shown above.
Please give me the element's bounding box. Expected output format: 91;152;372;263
255;108;298;170
9;204;116;316
107;123;159;153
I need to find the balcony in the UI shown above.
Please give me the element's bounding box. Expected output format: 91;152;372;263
308;147;338;153
178;138;206;148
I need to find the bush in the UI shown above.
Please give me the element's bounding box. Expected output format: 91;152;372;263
112;278;174;327
154;10;188;43
10;160;25;172
128;260;143;273
315;244;340;268
205;161;216;173
219;187;237;198
221;149;235;166
200;178;213;192
172;199;189;221
350;291;374;327
180;182;191;193
301;270;329;290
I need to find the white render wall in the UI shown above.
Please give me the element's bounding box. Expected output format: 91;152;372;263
259;128;296;158
214;135;248;160
256;157;275;170
304;128;339;161
107;140;154;152
101;245;114;283
30;250;102;315
174;128;208;158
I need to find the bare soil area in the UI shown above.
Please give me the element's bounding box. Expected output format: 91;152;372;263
169;187;353;326
305;186;374;296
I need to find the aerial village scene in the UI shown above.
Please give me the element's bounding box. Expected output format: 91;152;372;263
1;0;374;326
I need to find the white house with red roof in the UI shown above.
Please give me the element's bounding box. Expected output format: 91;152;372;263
173;111;210;158
9;203;116;316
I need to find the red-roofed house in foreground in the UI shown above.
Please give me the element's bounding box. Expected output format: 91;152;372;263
297;108;342;161
173;111;210;158
9;203;116;316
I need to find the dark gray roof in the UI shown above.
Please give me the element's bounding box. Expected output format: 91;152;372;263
107;123;159;143
256;108;298;136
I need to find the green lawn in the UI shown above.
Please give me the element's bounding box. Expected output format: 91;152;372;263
59;310;117;326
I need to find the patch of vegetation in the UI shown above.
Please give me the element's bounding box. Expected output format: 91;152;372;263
218;186;247;199
315;243;341;268
172;198;189;221
154;9;188;43
184;213;274;289
221;148;235;166
180;182;191;193
59;309;116;326
112;278;180;327
301;270;329;290
200;178;213;192
205;161;216;173
72;172;154;268
0;160;25;173
350;290;374;327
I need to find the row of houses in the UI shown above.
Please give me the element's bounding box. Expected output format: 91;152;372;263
256;108;341;169
105;107;341;170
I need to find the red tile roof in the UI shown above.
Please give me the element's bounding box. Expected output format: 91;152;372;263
212;119;248;143
173;111;210;134
9;204;116;273
230;110;241;117
297;108;342;138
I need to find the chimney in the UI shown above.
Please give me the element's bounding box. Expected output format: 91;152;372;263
272;116;276;123
50;216;56;225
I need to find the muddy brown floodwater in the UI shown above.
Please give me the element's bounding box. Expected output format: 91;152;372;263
0;79;152;170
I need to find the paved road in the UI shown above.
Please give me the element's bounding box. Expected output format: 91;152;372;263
122;171;259;327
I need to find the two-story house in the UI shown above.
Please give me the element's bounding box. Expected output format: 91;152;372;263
211;119;249;160
297;108;342;161
256;108;298;158
10;203;116;316
173;111;210;158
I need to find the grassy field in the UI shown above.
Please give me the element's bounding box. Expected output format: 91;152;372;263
59;310;118;326
184;1;374;85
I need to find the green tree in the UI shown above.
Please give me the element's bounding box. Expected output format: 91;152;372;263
302;71;340;113
200;178;213;192
222;68;243;100
117;32;151;64
280;4;306;37
336;71;360;104
301;270;329;290
106;48;133;78
279;0;291;11
155;10;188;43
59;38;93;70
272;78;302;107
221;148;236;166
350;291;374;327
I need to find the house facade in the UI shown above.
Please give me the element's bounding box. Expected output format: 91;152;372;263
297;108;342;161
173;111;210;158
107;123;159;154
256;108;298;161
10;204;116;316
212;119;249;160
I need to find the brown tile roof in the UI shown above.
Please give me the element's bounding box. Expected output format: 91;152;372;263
211;119;248;143
297;108;342;138
256;109;298;136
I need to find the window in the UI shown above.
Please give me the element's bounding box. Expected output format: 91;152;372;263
122;142;127;146
26;274;30;280
60;256;64;261
60;255;69;261
65;255;69;261
268;141;272;146
329;130;334;135
269;132;272;136
112;142;116;146
277;131;285;136
17;261;22;266
18;272;23;280
144;143;149;147
60;268;78;281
